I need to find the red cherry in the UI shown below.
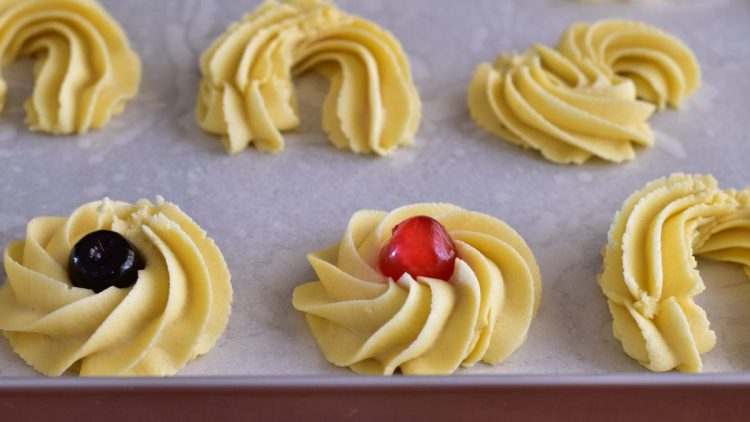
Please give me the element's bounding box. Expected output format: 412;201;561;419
378;215;458;281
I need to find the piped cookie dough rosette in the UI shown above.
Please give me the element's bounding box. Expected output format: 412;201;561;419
468;19;700;164
599;174;750;372
468;44;655;164
0;198;232;376
0;0;141;134
292;203;541;375
196;0;420;156
557;20;700;110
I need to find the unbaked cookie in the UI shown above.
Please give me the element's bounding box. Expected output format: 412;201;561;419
599;174;749;372
0;197;232;376
197;0;420;156
292;203;541;375
0;0;140;134
468;19;699;164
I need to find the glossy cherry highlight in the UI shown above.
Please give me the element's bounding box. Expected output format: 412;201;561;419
378;215;458;281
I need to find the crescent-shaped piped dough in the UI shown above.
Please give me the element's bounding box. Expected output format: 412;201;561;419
468;44;655;164
0;0;141;134
196;0;420;156
599;174;750;372
468;19;700;164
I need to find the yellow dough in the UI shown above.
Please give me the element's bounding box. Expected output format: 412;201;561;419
558;20;700;110
599;174;750;372
292;203;541;375
196;0;420;156
468;19;699;164
468;45;655;164
0;0;141;134
0;198;232;376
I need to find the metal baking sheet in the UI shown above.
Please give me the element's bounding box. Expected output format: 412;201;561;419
0;0;749;378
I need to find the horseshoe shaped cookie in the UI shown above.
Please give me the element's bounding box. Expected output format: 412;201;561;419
197;0;421;156
599;173;750;372
467;19;700;164
0;0;140;134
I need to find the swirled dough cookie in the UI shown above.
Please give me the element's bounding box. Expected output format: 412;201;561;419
196;0;420;156
599;174;750;372
292;203;541;375
0;0;141;134
468;19;699;164
468;44;655;164
557;20;700;110
0;198;232;376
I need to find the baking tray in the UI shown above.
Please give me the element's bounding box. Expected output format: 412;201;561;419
1;0;750;416
1;374;750;419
